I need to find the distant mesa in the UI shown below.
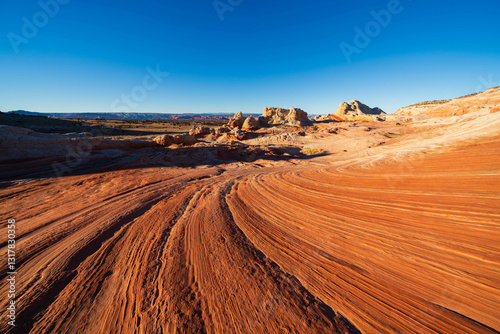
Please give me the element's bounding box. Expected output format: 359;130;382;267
7;110;47;116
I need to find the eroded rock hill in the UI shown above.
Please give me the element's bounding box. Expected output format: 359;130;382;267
395;87;500;117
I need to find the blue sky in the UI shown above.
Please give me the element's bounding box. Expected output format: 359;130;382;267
1;0;499;114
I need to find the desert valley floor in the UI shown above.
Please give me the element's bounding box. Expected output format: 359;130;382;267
1;90;500;333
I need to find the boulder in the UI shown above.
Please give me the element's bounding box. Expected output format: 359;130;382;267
242;116;259;131
172;134;197;146
227;111;245;128
215;126;231;136
231;128;246;140
257;115;269;126
189;126;211;137
154;134;174;146
154;134;197;146
216;129;246;142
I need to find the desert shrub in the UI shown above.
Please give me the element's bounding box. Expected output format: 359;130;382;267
300;147;324;155
456;92;480;99
404;100;450;108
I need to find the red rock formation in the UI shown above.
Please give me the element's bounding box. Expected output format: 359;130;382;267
227;111;245;128
0;107;499;334
262;107;309;126
333;100;385;121
241;116;259;131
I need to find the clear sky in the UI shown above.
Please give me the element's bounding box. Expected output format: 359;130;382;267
1;0;499;114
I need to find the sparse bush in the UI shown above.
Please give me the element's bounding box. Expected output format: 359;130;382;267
404;100;450;108
312;125;319;131
300;147;324;155
456;92;480;99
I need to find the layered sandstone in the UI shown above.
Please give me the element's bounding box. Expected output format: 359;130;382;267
1;96;500;334
0;125;157;161
395;87;500;117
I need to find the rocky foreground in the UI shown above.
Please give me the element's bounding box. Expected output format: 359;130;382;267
1;89;500;333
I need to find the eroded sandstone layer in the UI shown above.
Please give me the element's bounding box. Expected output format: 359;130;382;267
395;87;500;117
1;100;499;333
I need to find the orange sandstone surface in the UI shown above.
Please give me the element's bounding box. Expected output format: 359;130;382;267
1;98;500;333
395;87;500;117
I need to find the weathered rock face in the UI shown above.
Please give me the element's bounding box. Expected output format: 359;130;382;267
215;126;231;136
217;128;247;142
261;107;309;126
257;116;269;126
285;107;309;126
231;128;246;140
189;126;212;137
154;134;174;146
227;111;245;128
154;134;197;146
172;134;197;146
338;100;385;116
227;108;309;128
262;107;274;118
334;100;385;121
242;116;259;131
